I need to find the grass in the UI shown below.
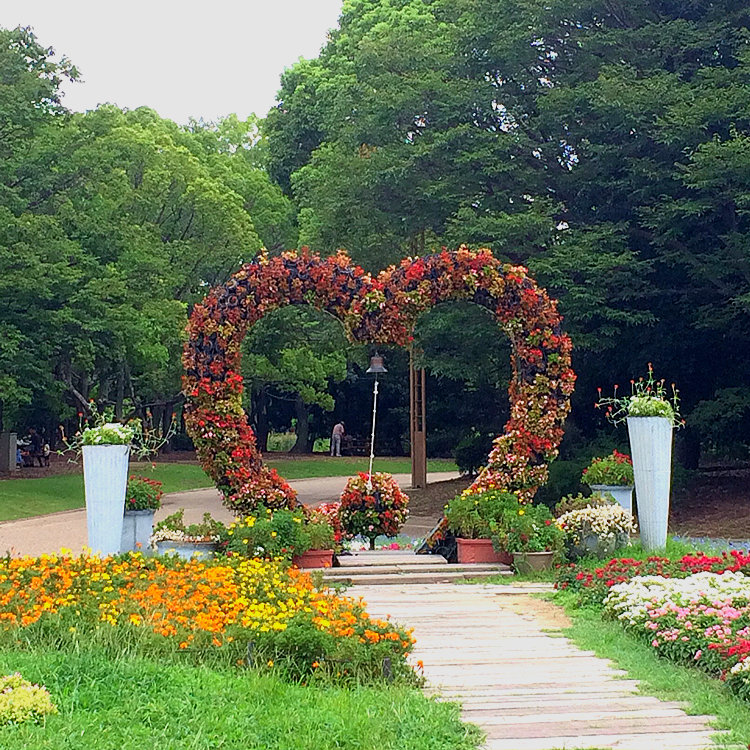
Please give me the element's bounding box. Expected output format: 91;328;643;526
553;589;750;747
0;457;458;521
0;647;482;749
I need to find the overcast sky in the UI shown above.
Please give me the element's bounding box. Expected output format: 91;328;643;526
2;0;343;123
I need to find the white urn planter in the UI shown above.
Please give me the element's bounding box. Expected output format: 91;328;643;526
82;444;130;556
589;485;634;515
627;416;673;550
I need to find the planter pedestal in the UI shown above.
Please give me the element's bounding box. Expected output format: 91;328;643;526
83;444;130;556
627;416;673;550
456;538;510;564
512;550;554;574
589;485;634;515
292;549;334;568
121;510;156;553
155;540;216;560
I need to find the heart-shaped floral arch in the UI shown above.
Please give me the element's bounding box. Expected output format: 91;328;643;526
183;247;575;515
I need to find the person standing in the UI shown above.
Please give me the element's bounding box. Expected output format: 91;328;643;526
28;427;44;467
331;421;345;457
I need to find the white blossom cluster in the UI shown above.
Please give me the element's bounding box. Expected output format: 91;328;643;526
603;571;750;627
557;504;637;546
81;422;134;446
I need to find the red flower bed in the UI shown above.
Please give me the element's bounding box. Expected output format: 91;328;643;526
183;247;575;515
556;550;750;604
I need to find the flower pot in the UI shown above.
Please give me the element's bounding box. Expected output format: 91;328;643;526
120;509;156;553
512;550;554;574
292;549;334;568
627;416;673;550
155;540;216;560
580;530;630;558
456;538;510;564
82;444;130;556
589;485;634;515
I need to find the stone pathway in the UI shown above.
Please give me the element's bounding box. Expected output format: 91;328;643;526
357;583;732;750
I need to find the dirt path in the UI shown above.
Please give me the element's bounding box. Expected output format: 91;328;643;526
0;471;458;557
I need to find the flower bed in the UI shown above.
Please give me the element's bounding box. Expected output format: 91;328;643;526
556;550;750;605
0;553;414;682
603;572;750;698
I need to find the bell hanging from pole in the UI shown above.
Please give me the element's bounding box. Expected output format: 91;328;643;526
366;352;388;374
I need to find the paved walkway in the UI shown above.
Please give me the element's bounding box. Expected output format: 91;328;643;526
359;583;727;750
0;471;456;557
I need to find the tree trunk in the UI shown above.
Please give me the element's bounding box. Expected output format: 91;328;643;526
115;365;125;419
290;395;310;454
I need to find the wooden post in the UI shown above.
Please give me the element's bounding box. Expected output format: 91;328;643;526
410;349;427;488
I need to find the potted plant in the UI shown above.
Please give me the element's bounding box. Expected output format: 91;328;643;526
582;450;635;514
338;472;409;550
63;405;174;556
121;475;163;553
495;504;563;574
225;507;335;567
557;503;637;560
292;510;336;568
444;490;520;564
598;364;683;549
151;510;225;559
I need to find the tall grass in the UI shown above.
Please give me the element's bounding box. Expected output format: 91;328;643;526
0;647;482;750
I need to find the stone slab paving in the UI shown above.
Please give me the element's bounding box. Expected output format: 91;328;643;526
356;583;732;750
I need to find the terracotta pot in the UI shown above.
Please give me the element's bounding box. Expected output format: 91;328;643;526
512;550;554;575
456;538;510;564
292;549;334;568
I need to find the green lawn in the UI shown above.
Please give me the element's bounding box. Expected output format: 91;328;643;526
554;590;750;747
0;647;481;750
0;457;457;521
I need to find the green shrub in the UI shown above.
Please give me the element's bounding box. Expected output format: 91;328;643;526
554;492;614;517
453;430;494;476
444;489;520;539
225;508;335;560
0;673;57;726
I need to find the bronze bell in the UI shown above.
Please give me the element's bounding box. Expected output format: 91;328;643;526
366;353;387;374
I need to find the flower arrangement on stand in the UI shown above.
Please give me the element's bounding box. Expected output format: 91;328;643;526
338;472;409;549
63;405;175;556
597;364;683;549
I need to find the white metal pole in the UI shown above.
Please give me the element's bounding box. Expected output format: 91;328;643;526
367;375;379;492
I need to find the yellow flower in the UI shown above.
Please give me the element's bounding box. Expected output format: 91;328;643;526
518;509;525;516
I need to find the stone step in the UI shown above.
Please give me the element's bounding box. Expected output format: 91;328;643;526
323;568;512;585
330;562;504;576
335;551;445;567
